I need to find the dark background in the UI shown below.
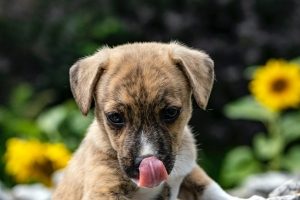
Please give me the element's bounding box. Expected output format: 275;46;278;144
1;0;300;181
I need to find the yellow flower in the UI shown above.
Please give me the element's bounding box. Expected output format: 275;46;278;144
45;143;71;170
249;59;300;111
4;138;71;186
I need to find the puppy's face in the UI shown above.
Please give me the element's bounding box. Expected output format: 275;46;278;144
70;42;214;182
95;55;192;179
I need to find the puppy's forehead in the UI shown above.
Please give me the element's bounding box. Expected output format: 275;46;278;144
100;46;188;110
105;66;181;109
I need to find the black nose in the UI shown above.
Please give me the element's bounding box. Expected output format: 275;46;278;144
125;155;155;179
134;155;153;169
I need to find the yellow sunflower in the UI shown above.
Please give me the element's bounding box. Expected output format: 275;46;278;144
4;138;71;186
249;59;300;111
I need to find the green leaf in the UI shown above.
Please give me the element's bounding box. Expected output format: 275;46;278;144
67;110;92;136
220;146;261;187
9;84;33;105
3;118;41;138
61;102;93;150
224;96;277;122
253;133;283;160
9;84;33;115
24;89;56;118
282;146;300;172
37;105;67;134
290;57;300;65
0;107;6;123
280;112;300;143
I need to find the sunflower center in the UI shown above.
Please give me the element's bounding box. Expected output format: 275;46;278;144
271;78;288;93
32;158;54;185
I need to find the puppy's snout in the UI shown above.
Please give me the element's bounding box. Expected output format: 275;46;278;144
134;155;153;169
125;155;154;179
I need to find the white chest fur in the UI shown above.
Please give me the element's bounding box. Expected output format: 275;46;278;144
132;127;197;200
132;184;164;200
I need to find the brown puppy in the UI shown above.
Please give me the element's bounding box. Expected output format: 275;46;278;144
53;42;259;200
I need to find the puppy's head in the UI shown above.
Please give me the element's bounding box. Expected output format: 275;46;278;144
70;42;214;185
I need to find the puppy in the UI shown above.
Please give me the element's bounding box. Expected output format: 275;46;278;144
53;42;260;200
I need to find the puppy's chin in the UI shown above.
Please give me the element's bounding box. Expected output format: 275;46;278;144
130;178;166;189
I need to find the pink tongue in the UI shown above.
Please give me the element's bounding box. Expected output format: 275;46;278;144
138;156;168;188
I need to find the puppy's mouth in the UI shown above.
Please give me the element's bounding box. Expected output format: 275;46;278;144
132;156;168;188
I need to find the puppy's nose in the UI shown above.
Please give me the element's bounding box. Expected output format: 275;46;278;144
134;155;153;169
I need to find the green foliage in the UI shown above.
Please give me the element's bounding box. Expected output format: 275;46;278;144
280;112;300;143
0;83;91;186
221;58;300;187
0;84;90;145
221;105;300;187
291;57;300;65
282;146;300;172
37;101;92;150
224;96;277;122
223;102;300;187
253;133;283;161
221;146;261;187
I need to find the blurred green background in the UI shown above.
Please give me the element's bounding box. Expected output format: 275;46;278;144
1;0;300;188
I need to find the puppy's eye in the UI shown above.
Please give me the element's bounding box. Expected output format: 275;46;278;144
106;112;125;127
161;107;181;123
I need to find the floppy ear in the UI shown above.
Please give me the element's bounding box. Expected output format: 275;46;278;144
69;47;110;115
170;43;215;109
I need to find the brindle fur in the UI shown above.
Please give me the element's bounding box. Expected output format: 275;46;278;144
53;42;214;200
